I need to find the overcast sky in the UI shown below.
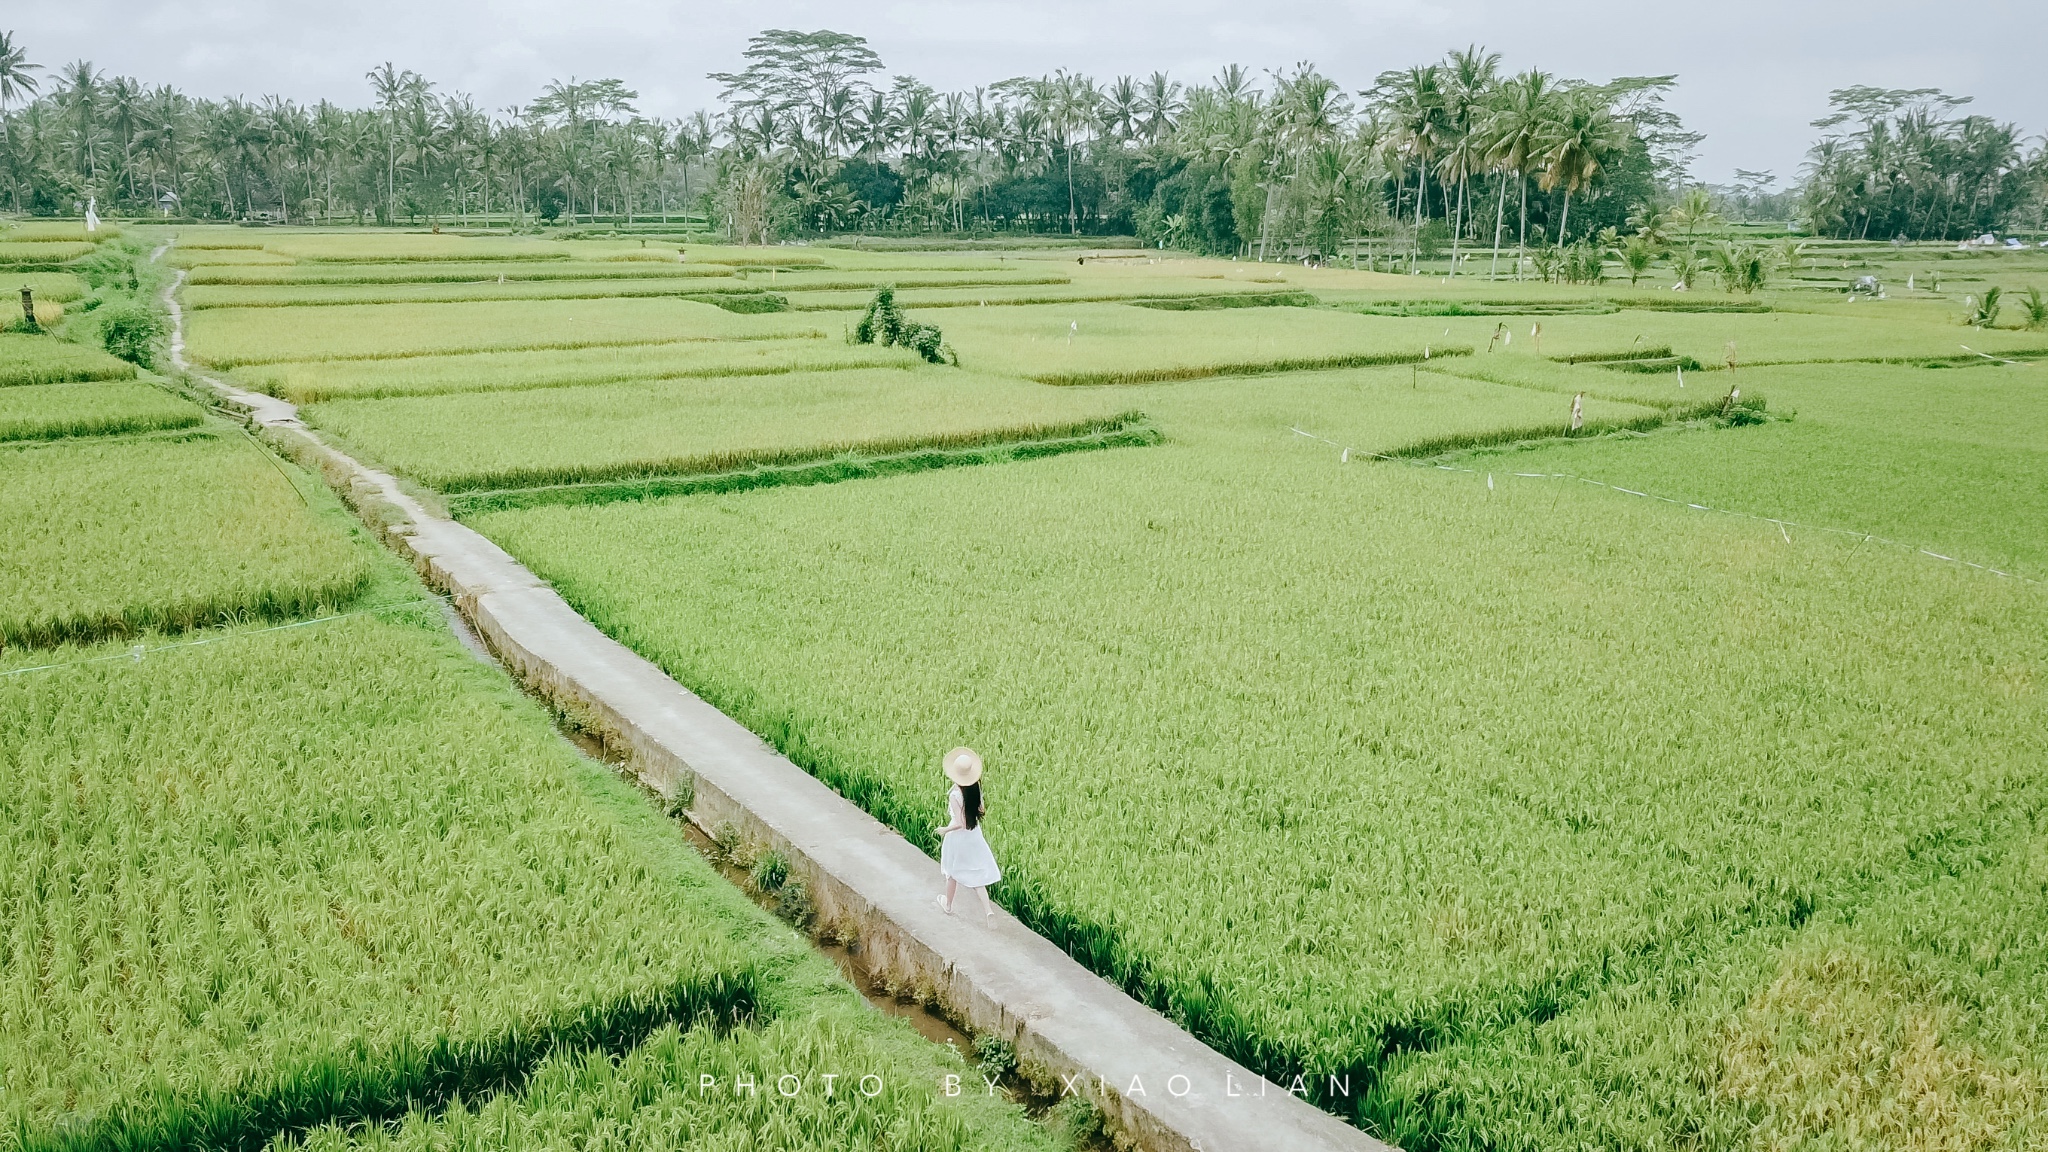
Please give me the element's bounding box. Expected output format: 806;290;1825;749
12;1;2046;185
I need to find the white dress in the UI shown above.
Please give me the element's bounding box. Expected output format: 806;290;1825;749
939;786;1002;887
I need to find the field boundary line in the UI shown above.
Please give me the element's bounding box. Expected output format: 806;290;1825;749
442;419;1161;514
0;596;445;679
162;264;1386;1152
1291;426;2042;587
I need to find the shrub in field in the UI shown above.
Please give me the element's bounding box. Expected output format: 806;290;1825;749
1617;236;1658;285
851;286;955;364
96;302;165;367
685;289;788;313
2021;286;2048;330
1669;246;1703;290
1712;242;1771;294
1971;286;2003;328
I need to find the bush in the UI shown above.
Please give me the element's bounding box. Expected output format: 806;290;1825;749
98;304;165;368
1417;218;1451;259
850;286;955;365
2022;286;2047;331
1971;286;2002;328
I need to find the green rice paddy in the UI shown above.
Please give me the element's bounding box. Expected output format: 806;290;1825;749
0;270;1077;1149
12;220;2045;1150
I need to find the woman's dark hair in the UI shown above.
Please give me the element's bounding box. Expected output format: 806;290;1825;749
959;781;983;830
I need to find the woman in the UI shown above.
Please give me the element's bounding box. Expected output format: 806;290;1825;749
934;746;1001;918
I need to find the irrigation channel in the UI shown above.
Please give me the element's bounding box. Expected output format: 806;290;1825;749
158;256;1383;1152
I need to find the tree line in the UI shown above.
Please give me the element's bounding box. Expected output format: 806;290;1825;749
1;28;2040;251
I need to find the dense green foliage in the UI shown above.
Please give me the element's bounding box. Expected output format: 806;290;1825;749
1801;87;2043;240
850;287;952;363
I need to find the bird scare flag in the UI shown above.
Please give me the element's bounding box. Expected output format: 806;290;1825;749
85;197;100;233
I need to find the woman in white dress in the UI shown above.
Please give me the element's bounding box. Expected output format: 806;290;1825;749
934;746;1001;918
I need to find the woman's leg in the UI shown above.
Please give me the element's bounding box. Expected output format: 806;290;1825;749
973;884;994;916
941;878;958;912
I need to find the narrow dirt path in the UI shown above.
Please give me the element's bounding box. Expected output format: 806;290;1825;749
160;255;1386;1152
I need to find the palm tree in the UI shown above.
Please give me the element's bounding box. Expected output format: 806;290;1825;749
1617;235;1657;284
1535;90;1625;243
1479;69;1553;278
0;30;43;210
1034;70;1097;233
1665;187;1722;242
1436;46;1500;277
1138;72;1183;144
1372;64;1450;265
1261;65;1350;259
57;60;105;188
1101;76;1141;144
0;30;39;111
367;62;429;222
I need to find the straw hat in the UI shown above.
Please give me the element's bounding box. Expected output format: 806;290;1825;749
943;746;983;786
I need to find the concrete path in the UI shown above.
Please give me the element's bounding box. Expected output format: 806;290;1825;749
164;267;1388;1152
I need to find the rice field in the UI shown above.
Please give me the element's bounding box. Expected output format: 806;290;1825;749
0;379;202;442
0;236;1077;1151
0;614;1064;1152
113;224;2048;1148
230;338;914;403
0;333;138;387
0;240;97;264
183;297;832;366
0;428;371;649
305;367;1147;492
474;364;2048;1148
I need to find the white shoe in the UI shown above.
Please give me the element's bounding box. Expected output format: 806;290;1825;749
935;895;953;915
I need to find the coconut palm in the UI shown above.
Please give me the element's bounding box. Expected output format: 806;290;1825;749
1101;76;1141;144
1668;246;1703;291
1617;235;1657;284
1479;70;1555;279
1709;241;1769;294
1371;64;1451;263
1535;91;1626;243
1434;46;1499;277
1625;201;1669;246
1138;72;1183;144
0;30;39;111
1666;187;1722;241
